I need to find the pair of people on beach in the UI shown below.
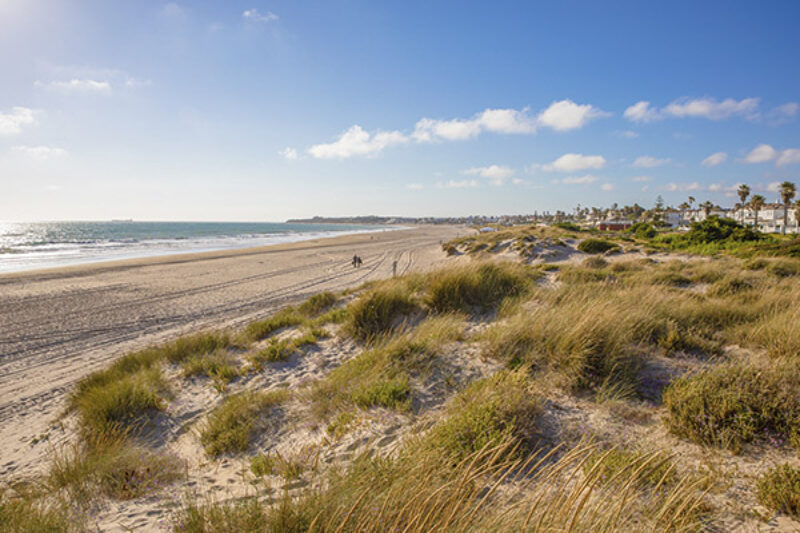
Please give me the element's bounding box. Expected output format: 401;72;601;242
352;254;363;268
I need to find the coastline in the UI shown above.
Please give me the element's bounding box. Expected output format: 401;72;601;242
0;223;407;277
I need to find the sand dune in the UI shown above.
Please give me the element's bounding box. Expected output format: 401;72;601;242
0;225;467;480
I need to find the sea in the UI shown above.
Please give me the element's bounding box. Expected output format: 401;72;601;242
0;221;393;274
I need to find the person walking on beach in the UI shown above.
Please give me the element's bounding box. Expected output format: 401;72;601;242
392;260;398;277
357;256;363;268
352;254;358;268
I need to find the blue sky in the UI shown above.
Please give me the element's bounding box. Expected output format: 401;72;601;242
1;1;799;221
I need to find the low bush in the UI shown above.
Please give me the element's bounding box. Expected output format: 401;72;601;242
200;390;288;457
345;285;417;342
426;262;533;314
426;370;540;461
757;464;800;517
72;367;167;438
577;238;619;254
351;377;411;410
629;222;657;239
663;361;800;453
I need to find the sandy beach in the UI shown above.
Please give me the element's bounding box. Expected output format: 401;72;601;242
0;224;466;480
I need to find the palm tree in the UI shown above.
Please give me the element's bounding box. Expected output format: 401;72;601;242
779;181;796;235
750;194;766;231
701;201;714;218
737;184;750;224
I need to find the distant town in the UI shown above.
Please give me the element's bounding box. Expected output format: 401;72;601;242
289;181;800;234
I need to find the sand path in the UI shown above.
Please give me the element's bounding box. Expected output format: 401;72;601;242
0;225;466;477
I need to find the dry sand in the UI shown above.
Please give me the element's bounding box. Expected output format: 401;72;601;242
0;224;467;481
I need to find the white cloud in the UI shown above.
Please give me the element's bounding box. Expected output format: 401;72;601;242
663;182;702;192
631;175;652;182
0;107;37;136
625;97;759;122
536;99;609;132
308;125;408;159
437;179;478;189
279;147;298;160
768;102;799;124
406;183;424;190
633;155;670;168
701;152;728;167
766;181;782;193
478;108;537;134
624;101;660;123
413;107;535;142
462;165;515;186
543;153;606;172
664;97;759;120
601;183;615;191
161;3;185;17
11;145;68;158
37;79;112;94
413;117;483;142
777;149;800;167
745;144;777;163
512;178;525;185
616;130;639;139
561;174;598;185
310;100;605;159
243;8;278;22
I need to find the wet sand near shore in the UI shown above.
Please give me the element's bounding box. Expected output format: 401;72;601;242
0;224;467;479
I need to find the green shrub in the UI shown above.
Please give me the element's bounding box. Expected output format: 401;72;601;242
200;390;288;457
426;370;540;461
629;222;657;239
577;239;619;255
426;262;533;314
663;361;800;453
757;464;800;517
351;377;411;410
684;216;761;244
346;285;417;342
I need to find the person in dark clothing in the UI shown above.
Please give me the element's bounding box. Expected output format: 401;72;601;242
352;254;358;268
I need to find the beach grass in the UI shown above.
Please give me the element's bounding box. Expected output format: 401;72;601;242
200;390;289;457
